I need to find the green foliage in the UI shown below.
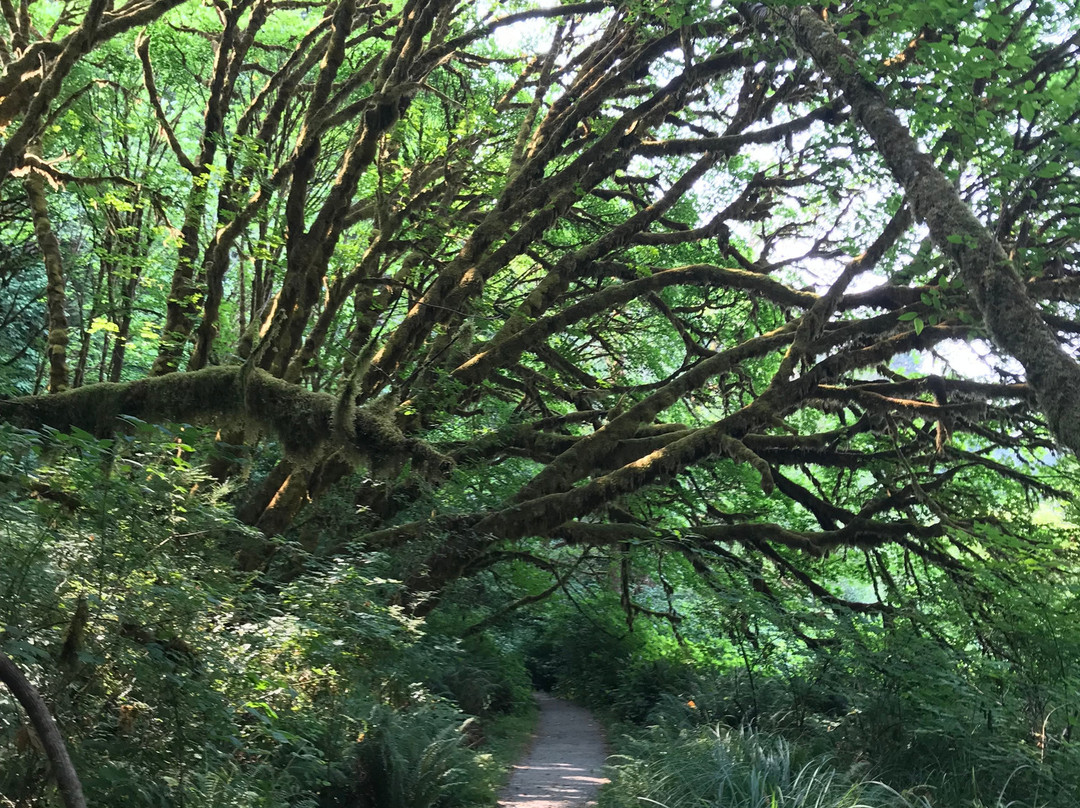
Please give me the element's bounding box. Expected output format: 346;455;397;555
0;425;530;807
522;546;1080;807
3;0;1080;805
0;241;45;397
601;725;924;808
353;701;493;808
421;633;533;718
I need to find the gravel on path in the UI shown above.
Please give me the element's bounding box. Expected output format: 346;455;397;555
497;692;610;808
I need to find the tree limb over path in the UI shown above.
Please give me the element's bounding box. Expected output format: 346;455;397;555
0;0;1076;628
0;366;449;475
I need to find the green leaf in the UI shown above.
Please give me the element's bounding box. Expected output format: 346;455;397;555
89;317;121;334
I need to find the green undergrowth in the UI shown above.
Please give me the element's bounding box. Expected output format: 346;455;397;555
598;724;931;808
4;421;1079;808
479;698;540;786
596;720;1050;808
526;590;1080;808
0;424;535;807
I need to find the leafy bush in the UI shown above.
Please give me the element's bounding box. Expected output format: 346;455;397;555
521;561;1080;808
0;424;524;807
522;595;678;707
352;700;495;808
422;633;533;718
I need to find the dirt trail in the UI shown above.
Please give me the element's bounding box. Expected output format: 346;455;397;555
498;692;610;808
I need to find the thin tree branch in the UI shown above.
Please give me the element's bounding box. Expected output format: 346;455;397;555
0;651;87;808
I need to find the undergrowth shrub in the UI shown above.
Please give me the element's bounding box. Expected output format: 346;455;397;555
527;583;1080;807
600;724;926;808
421;633;533;718
0;424;525;807
352;700;494;808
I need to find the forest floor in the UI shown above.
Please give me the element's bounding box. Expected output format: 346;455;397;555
497;692;610;808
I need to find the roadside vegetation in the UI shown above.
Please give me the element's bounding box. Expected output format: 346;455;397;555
528;574;1080;808
0;424;536;807
3;415;1079;806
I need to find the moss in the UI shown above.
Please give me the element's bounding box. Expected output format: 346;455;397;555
354;395;410;477
243;369;333;465
719;435;775;495
0;367;455;489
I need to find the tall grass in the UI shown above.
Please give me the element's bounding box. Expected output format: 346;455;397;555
600;725;938;808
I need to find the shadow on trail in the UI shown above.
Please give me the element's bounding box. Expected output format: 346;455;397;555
498;693;610;808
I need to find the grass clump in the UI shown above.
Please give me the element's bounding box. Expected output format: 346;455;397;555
600;725;928;808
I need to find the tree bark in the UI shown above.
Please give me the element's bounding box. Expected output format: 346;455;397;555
0;651;87;808
771;5;1080;454
23;151;69;393
149;2;260;375
0;366;449;490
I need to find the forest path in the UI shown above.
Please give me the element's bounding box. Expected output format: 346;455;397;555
497;692;611;808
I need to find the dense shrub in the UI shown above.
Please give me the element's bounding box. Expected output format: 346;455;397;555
351;701;494;808
0;425;529;807
422;634;533;719
520;577;1080;807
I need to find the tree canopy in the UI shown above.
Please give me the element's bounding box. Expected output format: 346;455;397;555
3;0;1080;675
4;0;1080;804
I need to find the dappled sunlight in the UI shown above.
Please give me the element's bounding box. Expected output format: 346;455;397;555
500;695;610;808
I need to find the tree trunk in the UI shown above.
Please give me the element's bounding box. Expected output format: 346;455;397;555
23;150;69;393
772;5;1080;454
0;652;87;808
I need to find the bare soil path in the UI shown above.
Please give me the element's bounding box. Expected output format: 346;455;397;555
498;692;610;808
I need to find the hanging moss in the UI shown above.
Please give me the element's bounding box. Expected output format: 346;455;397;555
0;367;448;479
242;370;333;465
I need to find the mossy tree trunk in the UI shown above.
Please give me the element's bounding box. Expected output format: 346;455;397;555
23;147;69;394
769;5;1080;455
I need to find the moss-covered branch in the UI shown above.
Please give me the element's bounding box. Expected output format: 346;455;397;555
0;366;448;474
